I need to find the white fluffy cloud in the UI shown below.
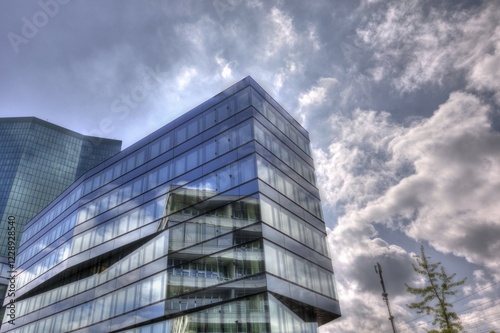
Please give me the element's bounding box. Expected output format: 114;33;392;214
315;108;415;332
299;77;338;108
353;92;500;275
315;2;500;331
215;55;234;79
264;7;297;58
317;91;500;332
315;108;408;214
467;24;500;103
357;0;500;97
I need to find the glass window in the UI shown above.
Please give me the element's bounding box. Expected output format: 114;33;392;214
133;179;143;197
251;88;263;111
102;295;112;320
187;149;199;170
239;157;256;183
81;232;91;251
52;313;63;332
217;165;232;192
120;184;131;202
93;226;103;245
118;215;130;234
99;196;109;213
104;222;114;241
83;180;93;195
109;190;119;208
125;286;136;312
72;306;83;330
77;208;87;224
136;150;146;166
61;311;72;332
104;169;113;183
140;279;152;307
158;164;169;183
264;240;335;298
175;156;186;176
113;162;123;178
150;141;160;157
129;209;140;229
161;134;172;152
217;133;230;154
151;274;164;302
239;121;252;144
205;108;216;125
187;119;199;138
204;140;216;160
216;102;229;120
126;156;135;172
236;87;250;111
93;298;104;323
72;235;82;254
115;289;126;315
142;201;155;223
144;242;154;262
176;126;187;144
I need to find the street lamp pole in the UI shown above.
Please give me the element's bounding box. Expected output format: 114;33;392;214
375;262;397;333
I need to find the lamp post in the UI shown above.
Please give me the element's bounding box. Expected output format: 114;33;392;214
375;262;397;333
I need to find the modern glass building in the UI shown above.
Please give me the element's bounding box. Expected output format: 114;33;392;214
1;77;340;332
0;117;121;322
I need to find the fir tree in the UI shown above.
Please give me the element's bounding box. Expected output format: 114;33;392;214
405;246;466;333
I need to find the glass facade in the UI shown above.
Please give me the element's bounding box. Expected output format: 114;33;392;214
0;118;121;256
0;117;121;324
1;77;340;332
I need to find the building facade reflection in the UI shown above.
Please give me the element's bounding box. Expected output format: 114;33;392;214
0;117;121;326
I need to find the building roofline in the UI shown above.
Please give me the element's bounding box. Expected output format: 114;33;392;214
0;116;122;145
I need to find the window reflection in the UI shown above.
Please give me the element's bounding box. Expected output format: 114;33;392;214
164;155;257;217
167;240;264;300
251;88;311;156
257;156;322;219
264;241;337;300
260;195;328;256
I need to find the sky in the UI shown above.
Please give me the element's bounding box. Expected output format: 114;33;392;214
1;0;500;332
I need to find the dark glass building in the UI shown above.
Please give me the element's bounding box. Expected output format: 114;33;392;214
1;77;340;332
0;117;121;320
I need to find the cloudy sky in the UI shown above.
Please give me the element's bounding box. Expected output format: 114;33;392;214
1;0;500;331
